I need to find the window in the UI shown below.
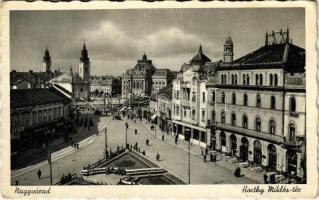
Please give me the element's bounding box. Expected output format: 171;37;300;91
289;123;296;141
232;93;236;105
176;90;180;100
38;110;42;123
256;94;261;108
221;92;225;103
221;112;225;123
247;75;250;85
271;96;276;110
270;74;273;86
255;74;259;85
80;88;83;92
202;92;205;103
243;74;246;85
183;108;187;117
259;74;263;85
32;111;37;124
211;111;216;122
269;120;276;134
255;117;261;131
231;113;236;126
290;97;296;112
202;110;205;122
274;74;278;86
212;92;215;102
192;109;196;120
243;94;248;106
231;75;234;84
235;75;238;85
243;115;248;128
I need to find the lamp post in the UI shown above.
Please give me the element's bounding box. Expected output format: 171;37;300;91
184;128;191;184
47;147;53;185
125;122;129;148
104;127;107;157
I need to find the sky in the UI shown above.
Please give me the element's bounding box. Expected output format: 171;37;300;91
10;8;305;76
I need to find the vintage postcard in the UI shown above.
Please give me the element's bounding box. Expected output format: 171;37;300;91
0;1;317;199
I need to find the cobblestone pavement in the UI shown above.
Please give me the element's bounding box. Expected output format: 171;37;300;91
11;115;263;185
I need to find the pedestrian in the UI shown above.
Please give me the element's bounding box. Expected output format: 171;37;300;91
156;152;160;161
146;139;149;146
15;180;19;185
210;152;213;162
37;169;42;179
142;150;145;156
205;148;208;155
134;119;136;123
162;135;164;141
203;154;206;162
234;167;241;177
264;172;268;183
135;129;137;135
175;135;178;145
77;143;79;149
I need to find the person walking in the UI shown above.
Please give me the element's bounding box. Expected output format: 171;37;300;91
264;172;268;183
162;135;164;141
203;154;206;162
135;129;137;135
37;169;42;179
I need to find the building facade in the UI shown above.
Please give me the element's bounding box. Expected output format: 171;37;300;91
91;75;122;97
122;53;176;98
10;88;72;155
206;30;306;178
171;46;218;148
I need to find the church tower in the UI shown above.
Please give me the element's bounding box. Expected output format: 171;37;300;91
223;36;234;63
43;47;51;72
79;43;90;82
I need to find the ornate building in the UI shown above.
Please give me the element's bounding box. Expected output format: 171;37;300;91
50;44;91;100
171;46;218;148
206;29;306;179
122;53;176;98
91;75;122;97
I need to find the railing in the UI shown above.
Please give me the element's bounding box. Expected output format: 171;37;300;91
215;122;285;144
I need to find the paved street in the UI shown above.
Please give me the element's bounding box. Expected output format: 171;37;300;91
12;114;263;185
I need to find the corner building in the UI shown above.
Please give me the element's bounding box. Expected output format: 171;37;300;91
207;30;306;178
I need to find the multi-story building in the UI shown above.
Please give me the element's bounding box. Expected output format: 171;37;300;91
206;29;306;178
122;53;176;98
10;88;72;155
91;75;122;97
50;44;91;100
171;46;218;148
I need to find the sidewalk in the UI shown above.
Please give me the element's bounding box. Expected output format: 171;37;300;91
136;118;264;184
11;113;101;170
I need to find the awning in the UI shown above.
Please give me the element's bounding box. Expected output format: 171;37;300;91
151;114;157;120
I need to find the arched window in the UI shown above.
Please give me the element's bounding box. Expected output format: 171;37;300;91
255;74;259;85
231;113;236;126
256;94;261;108
235;75;238;85
242;115;248;128
269;74;273;86
212;91;215;102
211;111;216;122
231;75;234;84
259;74;263;85
243;74;246;85
289;123;296;142
247;75;250;85
221;112;225;123
269;120;276;134
243;94;248;106
271;96;276;110
221;92;225;103
255;117;261;131
274;74;278;86
290;97;296;112
232;93;236;104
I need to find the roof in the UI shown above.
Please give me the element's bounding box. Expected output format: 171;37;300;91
190;45;211;65
10;71;57;85
50;72;87;84
225;43;305;72
10;88;66;109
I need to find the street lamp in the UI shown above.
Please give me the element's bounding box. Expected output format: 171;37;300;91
125;122;129;148
104;128;108;158
184;128;191;184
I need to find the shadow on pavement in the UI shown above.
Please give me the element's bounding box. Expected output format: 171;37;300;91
11;113;101;170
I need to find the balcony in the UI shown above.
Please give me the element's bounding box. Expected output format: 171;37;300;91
215;122;285;144
289;112;299;118
283;136;304;147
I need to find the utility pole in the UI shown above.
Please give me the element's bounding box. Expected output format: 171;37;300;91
48;148;53;185
104;128;107;157
125;122;128;148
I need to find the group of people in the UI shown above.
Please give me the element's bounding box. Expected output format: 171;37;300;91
70;138;79;149
75;116;94;130
59;173;74;184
